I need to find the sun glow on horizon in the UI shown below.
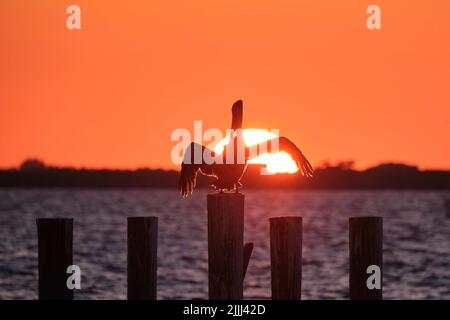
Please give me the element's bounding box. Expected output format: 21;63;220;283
213;129;299;174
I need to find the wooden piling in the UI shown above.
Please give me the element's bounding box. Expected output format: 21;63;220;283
207;193;244;300
349;216;383;300
445;200;450;218
127;216;158;300
270;216;302;300
37;218;73;300
243;242;253;279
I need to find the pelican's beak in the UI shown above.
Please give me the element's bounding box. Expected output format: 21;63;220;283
231;100;243;131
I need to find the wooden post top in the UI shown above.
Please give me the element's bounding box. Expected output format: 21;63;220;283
207;192;245;198
127;216;158;222
270;216;302;222
349;216;383;222
37;217;73;222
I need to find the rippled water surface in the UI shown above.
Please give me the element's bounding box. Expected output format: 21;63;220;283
0;189;449;299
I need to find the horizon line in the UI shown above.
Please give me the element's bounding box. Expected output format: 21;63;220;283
2;158;450;172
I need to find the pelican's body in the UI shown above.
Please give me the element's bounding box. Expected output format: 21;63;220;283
179;100;313;197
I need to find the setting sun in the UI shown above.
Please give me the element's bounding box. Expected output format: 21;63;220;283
213;129;299;174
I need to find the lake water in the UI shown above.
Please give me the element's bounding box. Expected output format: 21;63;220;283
0;189;449;299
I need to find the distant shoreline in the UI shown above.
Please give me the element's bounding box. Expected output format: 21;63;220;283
1;162;449;190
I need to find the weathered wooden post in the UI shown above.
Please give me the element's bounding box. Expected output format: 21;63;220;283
445;199;450;218
349;216;383;300
243;242;253;279
270;216;302;300
207;193;244;299
127;216;158;300
37;218;73;300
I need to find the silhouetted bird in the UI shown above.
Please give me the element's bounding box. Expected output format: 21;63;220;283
179;100;313;197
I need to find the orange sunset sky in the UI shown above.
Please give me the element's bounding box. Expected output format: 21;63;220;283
0;0;449;170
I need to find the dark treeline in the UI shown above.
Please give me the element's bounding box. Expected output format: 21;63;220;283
0;159;449;189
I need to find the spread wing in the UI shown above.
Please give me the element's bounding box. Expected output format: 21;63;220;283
179;142;215;197
246;136;314;177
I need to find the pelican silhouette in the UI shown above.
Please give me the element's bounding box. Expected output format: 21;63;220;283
179;100;313;197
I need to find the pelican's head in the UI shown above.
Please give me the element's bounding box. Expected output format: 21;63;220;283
231;100;243;130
